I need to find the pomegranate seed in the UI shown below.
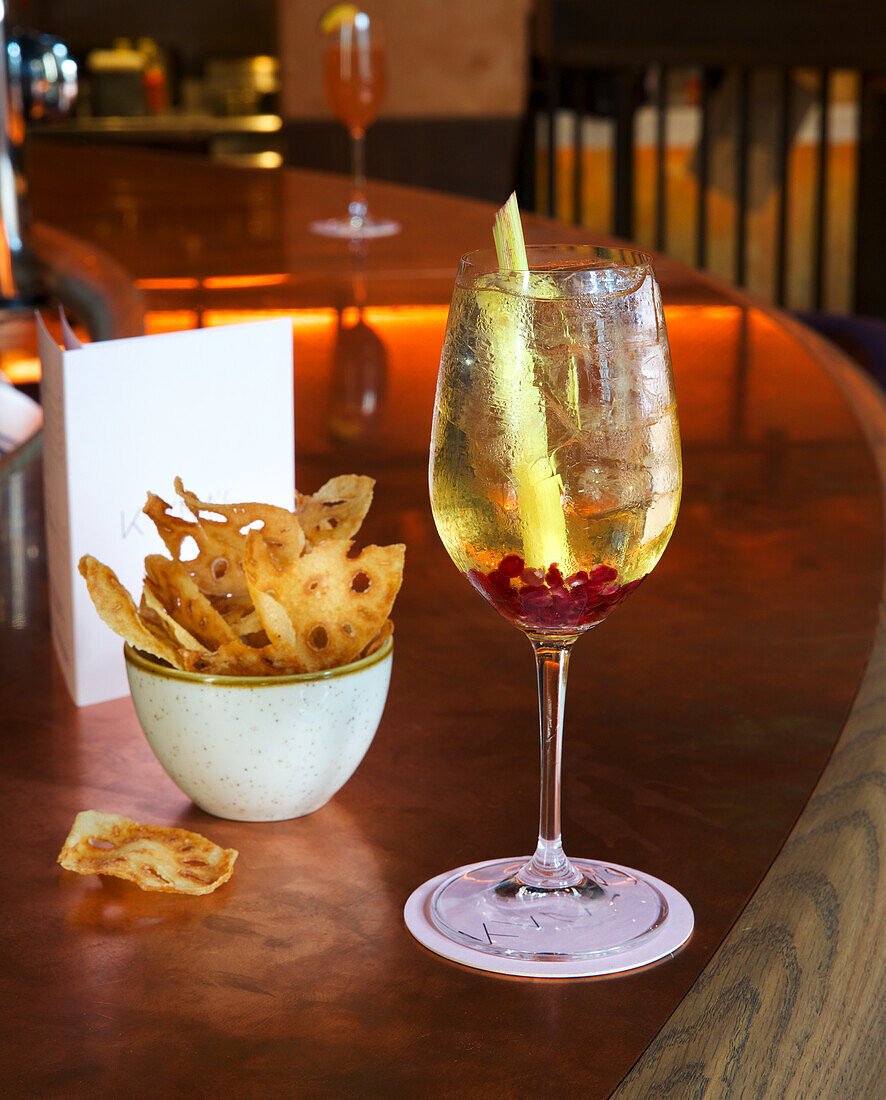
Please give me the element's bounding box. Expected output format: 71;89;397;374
498;554;525;578
521;568;545;587
589;564;618;584
545;563;564;587
520;586;551;613
486;570;512;596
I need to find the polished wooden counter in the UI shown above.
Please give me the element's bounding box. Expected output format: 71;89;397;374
2;144;884;1097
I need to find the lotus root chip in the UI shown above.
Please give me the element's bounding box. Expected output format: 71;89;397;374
241;530;298;649
142;491;242;598
176;477;305;577
182;639;305;676
144;482;304;599
213;592;263;638
78;556;185;669
143;555;237;650
58;811;238;895
140;585;208;653
296;475;374;546
361;619;394;658
243;533;404;671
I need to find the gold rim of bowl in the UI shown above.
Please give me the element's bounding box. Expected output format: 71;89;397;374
123;636;393;687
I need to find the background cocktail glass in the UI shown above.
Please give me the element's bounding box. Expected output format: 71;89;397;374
310;9;400;240
423;245;685;964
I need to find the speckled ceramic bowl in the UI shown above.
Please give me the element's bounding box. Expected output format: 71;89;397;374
124;639;392;822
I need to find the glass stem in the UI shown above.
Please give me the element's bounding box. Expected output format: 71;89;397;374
518;637;583;890
348;127;368;222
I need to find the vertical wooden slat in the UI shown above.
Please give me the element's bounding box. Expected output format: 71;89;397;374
774;67;792;308
734;66;750;288
546;62;559;219
613;67;635;238
813;67;831;311
519;57;542;211
695;68;711;270
655;64;668;252
572;69;584;225
853;71;886;317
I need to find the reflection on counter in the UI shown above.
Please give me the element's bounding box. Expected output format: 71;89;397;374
0;467;40;630
327;253;388;442
328;308;388;443
34;113;284;169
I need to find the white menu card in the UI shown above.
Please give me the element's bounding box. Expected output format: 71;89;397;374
37;315;296;707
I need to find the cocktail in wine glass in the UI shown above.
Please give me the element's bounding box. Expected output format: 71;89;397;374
406;204;692;975
310;5;400;240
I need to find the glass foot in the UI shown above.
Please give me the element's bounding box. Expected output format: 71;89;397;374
427;857;672;962
309;214;401;239
406;859;693;976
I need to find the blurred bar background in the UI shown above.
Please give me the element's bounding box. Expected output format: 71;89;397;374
15;0;886;317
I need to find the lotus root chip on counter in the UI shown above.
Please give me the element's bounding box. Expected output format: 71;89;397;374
57;811;238;895
78;475;404;675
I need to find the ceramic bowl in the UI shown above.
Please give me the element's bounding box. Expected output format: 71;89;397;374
124;638;392;822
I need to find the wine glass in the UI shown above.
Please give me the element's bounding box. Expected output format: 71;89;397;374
310;9;400;240
407;245;692;974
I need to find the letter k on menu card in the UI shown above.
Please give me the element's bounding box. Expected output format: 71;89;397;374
37;315;296;706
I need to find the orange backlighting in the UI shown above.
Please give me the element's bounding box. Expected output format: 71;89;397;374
136;275;292;292
201;274;290;290
195;305;451;331
201;309;334;330
145;311;201;334
143;305;452;334
1;355;41;385
664;304;741;324
10;302;853;456
135;277;200;291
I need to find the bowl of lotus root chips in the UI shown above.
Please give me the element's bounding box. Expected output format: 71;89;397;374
80;475;404;821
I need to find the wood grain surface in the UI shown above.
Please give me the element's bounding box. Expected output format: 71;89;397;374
612;314;886;1099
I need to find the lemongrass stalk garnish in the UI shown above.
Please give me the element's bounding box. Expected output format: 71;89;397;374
487;192;567;574
493;191;529;276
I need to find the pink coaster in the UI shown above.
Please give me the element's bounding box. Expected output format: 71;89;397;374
404;859;694;978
